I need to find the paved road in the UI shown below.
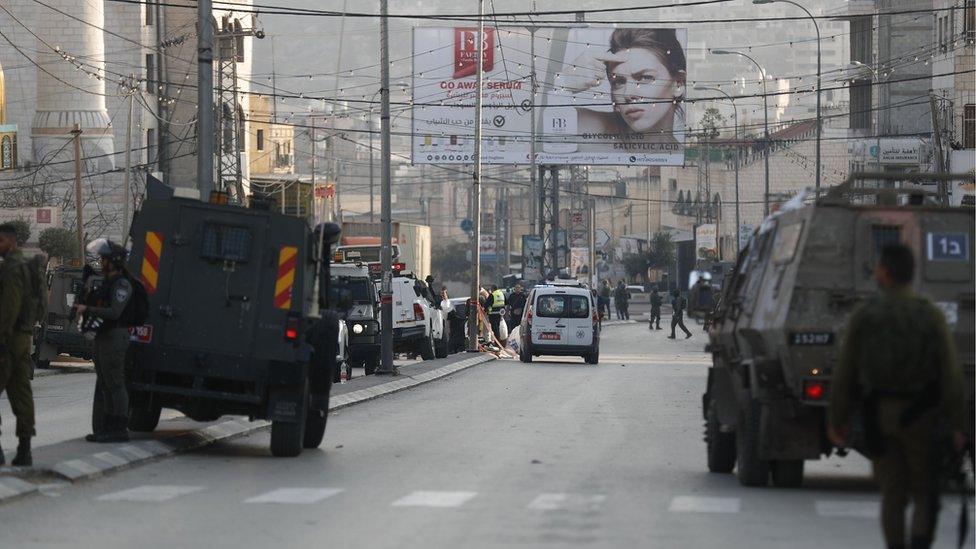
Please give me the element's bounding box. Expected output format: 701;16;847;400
0;323;966;548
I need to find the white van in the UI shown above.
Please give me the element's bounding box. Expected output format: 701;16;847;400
519;280;600;364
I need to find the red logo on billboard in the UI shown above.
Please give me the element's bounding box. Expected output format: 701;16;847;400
454;27;494;78
36;208;51;224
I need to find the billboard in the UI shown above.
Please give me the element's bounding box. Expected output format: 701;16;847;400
412;27;687;166
521;235;543;282
695;223;717;260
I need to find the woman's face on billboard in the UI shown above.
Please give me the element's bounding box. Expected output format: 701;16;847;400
608;48;682;133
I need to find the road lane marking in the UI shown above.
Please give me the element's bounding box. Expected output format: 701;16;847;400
391;491;478;508
96;485;204;502
528;493;607;511
668;495;740;514
814;500;879;519
245;488;344;504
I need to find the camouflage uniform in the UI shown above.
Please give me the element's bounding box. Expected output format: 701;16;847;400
0;248;36;441
830;288;965;549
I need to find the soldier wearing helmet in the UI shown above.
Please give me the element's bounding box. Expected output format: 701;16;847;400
73;238;134;443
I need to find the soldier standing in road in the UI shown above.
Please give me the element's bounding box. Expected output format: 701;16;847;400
74;239;135;443
0;223;36;466
599;280;612;320
614;281;631;320
648;286;662;330
668;289;692;339
828;244;966;549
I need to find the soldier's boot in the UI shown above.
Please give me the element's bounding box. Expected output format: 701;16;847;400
11;438;31;467
0;440;5;465
95;416;130;443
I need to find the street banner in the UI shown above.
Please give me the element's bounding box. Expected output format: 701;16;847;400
570;247;588;276
521;235;543;282
695;223;717;260
412;27;687;166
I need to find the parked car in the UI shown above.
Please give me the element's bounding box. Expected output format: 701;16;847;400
519;280;600;364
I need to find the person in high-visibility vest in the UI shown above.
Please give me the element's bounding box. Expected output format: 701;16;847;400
488;285;506;340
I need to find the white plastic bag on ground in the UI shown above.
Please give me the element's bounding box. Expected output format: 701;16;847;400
507;325;521;354
498;318;509;340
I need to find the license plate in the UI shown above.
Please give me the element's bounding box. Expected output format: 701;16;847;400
129;324;154;344
789;332;833;346
539;332;561;341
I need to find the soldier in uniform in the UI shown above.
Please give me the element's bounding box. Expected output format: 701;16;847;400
828;244;966;549
0;223;36;465
668;289;692;339
648;286;662;330
74;239;134;443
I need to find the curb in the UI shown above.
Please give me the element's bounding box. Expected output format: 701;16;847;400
0;353;496;502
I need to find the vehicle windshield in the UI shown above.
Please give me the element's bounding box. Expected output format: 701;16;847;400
535;294;590;318
328;276;374;310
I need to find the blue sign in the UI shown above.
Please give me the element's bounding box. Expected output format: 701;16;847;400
927;233;969;261
460;218;474;232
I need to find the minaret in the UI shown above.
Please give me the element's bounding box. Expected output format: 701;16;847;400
30;0;114;169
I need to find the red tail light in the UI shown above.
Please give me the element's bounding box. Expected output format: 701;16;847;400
285;316;301;342
413;303;425;320
526;306;533;326
803;380;825;400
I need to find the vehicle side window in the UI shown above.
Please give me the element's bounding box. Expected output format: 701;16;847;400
772;221;804;265
741;230;773;314
201;223;251;263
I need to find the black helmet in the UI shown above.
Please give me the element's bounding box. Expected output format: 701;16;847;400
86;238;127;268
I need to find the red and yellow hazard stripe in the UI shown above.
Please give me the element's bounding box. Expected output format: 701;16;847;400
141;231;163;294
274;246;298;310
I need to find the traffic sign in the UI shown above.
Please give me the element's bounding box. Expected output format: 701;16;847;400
460;218;473;232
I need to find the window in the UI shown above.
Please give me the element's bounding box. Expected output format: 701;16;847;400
145;54;155;92
772;222;804;265
145;0;154;25
535;294;590;318
256;129;265;151
964;104;975;149
966;0;975;40
201;224;252;262
146;128;156;165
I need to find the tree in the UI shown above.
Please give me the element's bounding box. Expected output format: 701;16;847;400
39;227;79;260
432;240;471;282
647;231;676;271
700;107;727;140
622;253;648;285
6;219;30;246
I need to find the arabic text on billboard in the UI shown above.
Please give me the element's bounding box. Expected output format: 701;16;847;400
412;27;688;166
695;223;717;260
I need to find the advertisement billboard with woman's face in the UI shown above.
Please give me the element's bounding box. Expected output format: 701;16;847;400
412;27;687;166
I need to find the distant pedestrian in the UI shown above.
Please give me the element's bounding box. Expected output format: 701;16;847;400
507;284;527;330
648;286;662;330
598;280;612;319
613;281;631;320
74;239;136;443
0;223;36;466
668;289;692;339
828;244;966;549
488;285;506;339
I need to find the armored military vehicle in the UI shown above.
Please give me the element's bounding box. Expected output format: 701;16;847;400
33;265;97;367
328;263;380;376
124;186;341;457
704;177;974;487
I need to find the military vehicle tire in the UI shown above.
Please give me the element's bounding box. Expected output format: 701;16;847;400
419;334;436;361
128;396;162;432
706;403;736;473
364;356;379;375
271;418;306;457
736;399;769;487
771;460;804;488
303;390;329;449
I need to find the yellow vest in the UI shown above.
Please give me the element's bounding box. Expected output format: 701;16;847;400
491;289;506;312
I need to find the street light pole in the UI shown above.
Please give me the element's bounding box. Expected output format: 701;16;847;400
376;0;396;375
695;85;739;256
713;49;769;217
753;0;821;196
197;0;214;198
467;0;486;352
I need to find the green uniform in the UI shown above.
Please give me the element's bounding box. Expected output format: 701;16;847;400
830;288;964;548
87;274;133;432
0;248;36;439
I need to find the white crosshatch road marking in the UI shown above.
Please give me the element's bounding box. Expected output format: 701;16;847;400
391;491;478;508
815;500;879;519
96;485;204;502
528;493;607;511
245;488;345;504
668;495;740;514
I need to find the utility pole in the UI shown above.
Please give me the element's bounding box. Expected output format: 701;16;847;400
588;199;596;287
528;25;539;238
72;124;84;258
123;90;133;241
377;0;396;374
310;117;316;221
329;0;349;223
467;0;486;352
197;0;215;198
930;94;949;205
